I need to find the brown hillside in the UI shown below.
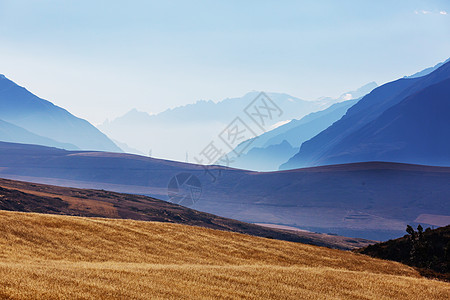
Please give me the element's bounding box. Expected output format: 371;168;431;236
0;177;372;250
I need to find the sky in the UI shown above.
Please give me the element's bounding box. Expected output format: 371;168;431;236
0;0;449;125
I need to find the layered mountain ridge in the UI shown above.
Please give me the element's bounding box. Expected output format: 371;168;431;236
0;75;121;152
282;58;450;169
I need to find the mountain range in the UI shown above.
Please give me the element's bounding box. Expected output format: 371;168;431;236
0;74;121;152
0;59;448;242
98;92;335;161
227;98;361;171
98;85;376;162
282;58;450;169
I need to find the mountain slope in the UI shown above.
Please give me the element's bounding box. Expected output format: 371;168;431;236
406;58;450;79
227;140;299;171
0;74;121;152
228;99;359;171
0;210;448;299
317;81;377;102
282;59;450;169
0;118;78;149
309;78;450;166
263;100;359;148
0;141;449;240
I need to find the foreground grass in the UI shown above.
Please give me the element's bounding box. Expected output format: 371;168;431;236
0;210;448;299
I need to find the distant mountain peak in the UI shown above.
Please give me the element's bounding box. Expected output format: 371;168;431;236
316;82;378;104
405;57;450;79
125;108;148;116
244;90;261;96
358;81;378;90
338;82;378;101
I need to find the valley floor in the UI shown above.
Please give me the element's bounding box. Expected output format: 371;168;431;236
0;210;448;299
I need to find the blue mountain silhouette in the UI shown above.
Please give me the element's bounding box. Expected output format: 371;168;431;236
282;59;450;169
0;74;121;152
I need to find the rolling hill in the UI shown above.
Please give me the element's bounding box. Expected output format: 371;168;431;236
0;177;372;250
1;141;449;241
0;74;121;152
0;210;448;299
282;58;450;169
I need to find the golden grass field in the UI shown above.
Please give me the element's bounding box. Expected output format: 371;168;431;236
0;210;448;299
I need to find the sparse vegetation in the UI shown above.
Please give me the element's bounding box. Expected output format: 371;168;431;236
0;210;449;299
358;225;450;281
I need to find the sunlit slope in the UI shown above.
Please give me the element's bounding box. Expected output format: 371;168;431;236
0;177;373;250
0;210;448;299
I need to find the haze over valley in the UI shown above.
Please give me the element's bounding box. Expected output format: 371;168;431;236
0;1;449;299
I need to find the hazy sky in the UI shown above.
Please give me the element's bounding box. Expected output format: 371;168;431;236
0;0;449;124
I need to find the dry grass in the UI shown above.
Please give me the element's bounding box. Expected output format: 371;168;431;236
0;210;448;299
7;186;119;217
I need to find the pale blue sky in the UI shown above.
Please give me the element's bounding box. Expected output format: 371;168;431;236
0;0;449;124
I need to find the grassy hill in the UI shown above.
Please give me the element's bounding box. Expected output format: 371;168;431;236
0;210;449;299
0;177;372;250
